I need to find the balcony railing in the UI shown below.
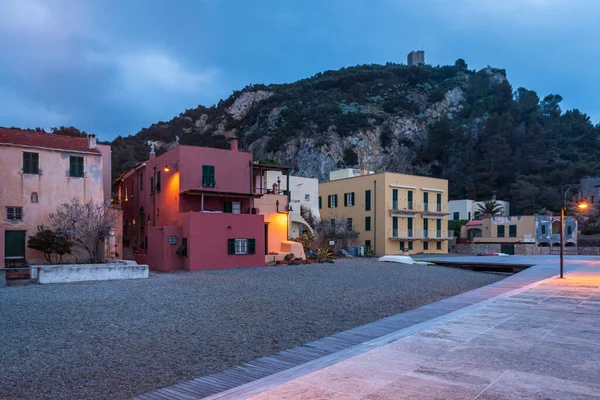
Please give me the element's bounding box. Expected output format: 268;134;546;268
253;188;289;196
389;202;449;214
389;230;455;239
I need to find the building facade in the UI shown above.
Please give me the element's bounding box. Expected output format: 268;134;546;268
115;140;304;271
460;215;578;251
318;171;451;255
266;171;320;238
449;199;510;220
0;128;114;268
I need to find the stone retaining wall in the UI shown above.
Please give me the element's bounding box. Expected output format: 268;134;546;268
36;263;149;284
453;243;501;254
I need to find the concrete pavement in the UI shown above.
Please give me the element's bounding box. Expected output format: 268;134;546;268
216;257;600;399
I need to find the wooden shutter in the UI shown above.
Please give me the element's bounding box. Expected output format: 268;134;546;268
227;239;235;255
319;196;322;209
365;190;371;211
392;217;398;230
344;193;348;207
328;195;332;208
248;239;256;254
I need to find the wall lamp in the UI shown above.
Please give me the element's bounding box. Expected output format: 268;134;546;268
163;162;178;172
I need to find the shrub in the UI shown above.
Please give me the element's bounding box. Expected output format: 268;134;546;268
364;247;377;258
291;232;314;253
27;225;73;264
284;253;295;261
316;246;335;259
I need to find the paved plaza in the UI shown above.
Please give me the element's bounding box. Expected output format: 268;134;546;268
161;256;600;400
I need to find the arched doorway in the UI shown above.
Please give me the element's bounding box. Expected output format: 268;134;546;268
467;228;482;240
552;220;561;235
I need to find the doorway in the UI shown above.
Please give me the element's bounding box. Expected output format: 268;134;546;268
5;230;26;261
264;223;269;255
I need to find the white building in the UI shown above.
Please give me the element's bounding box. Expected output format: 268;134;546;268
267;171;320;238
449;199;510;221
329;168;374;181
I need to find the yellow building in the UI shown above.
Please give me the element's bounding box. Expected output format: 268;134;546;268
318;171;451;255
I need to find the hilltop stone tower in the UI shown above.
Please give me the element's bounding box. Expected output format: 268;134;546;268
407;50;425;66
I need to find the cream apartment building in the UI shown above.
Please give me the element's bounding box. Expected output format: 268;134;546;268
319;170;451;255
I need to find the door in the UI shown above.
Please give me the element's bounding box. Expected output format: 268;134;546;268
264;223;269;254
500;244;515;255
5;230;26;260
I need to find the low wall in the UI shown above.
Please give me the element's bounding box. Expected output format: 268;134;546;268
577;247;600;255
0;269;6;288
453;243;501;254
37;263;149;284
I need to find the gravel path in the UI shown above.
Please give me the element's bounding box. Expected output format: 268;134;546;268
0;259;504;399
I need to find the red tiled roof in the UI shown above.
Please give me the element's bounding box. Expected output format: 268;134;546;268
0;127;101;154
466;220;483;226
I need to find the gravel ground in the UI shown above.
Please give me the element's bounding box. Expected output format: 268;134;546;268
0;259;504;399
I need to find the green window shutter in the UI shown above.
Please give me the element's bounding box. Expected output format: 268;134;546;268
436;193;441;204
328;195;332;208
436;219;442;230
344;193;348;207
497;225;505;237
423;242;428;250
156;171;161;192
453;212;459;220
365;240;371;249
203;165;215;187
248;239;256;254
78;157;83;177
408;242;413;250
392;189;398;202
392;217;398;230
509;225;517;237
365;190;371;211
365;216;371;231
351;192;355;205
223;202;232;213
423;192;428;203
319;196;322;209
407;191;413;209
228;239;235;255
436;242;442;250
424;219;428;230
69;156;75;176
400;241;405;250
408;219;413;229
69;156;84;177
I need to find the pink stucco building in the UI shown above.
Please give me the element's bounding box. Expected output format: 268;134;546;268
115;139;304;271
0;127;115;271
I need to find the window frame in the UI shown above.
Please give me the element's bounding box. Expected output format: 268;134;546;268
328;194;338;208
436;241;442;250
228;238;256;255
365;216;371;231
509;224;517;238
365;190;371;211
69;156;84;178
423;241;429;251
23;152;39;174
497;225;505;238
202;165;216;187
6;207;24;221
344;192;355;207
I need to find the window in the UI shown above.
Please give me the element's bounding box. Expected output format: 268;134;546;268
436;242;442;250
6;207;23;221
150;177;154;194
365;240;371;250
468;212;471;220
407;218;413;237
400;241;405;250
328;194;338;208
567;226;573;235
344;192;355;207
318;196;322;209
228;238;256;255
423;242;429;251
423;192;429;211
31;192;38;203
305;194;310;201
223;201;242;214
423;219;429;238
347;218;353;231
365;190;371;211
139;173;144;191
202;165;215;187
453;212;460;221
509;225;517;238
407;191;413;210
69;156;84;177
436;219;442;237
392;216;398;236
436;193;442;212
392;189;398;209
176;238;188;257
365;216;371;231
541;225;547;235
497;225;505;237
156;171;161;192
23;152;39;174
408;242;413;250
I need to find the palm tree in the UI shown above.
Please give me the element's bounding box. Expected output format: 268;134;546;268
476;200;503;218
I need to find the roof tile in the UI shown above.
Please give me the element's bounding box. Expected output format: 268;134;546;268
0;127;101;154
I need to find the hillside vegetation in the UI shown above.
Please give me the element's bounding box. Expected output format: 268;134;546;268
39;60;600;214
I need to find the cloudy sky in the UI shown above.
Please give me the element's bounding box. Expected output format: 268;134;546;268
0;0;598;141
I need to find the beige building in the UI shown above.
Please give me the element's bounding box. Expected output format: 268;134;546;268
318;171;451;255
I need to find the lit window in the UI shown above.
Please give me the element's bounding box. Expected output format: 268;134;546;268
6;207;23;221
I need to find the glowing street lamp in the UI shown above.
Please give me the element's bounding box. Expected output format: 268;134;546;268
560;186;588;278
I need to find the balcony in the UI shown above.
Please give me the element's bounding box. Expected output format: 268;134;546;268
388;201;418;213
389;230;455;240
421;203;451;215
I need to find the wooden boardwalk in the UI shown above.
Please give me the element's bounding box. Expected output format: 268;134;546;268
133;256;592;400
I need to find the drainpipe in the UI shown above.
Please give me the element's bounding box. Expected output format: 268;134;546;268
287;169;291;240
374;180;377;255
152;166;156;227
249;161;254;213
135;170;139;250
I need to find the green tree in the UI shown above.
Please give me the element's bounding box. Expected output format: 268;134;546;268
476;201;503;218
27;225;73;264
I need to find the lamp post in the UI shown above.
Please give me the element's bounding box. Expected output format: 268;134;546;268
560;186;588;278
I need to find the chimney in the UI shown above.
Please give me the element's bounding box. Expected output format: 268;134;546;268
360;167;367;176
230;137;238;152
87;133;97;149
149;143;156;161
